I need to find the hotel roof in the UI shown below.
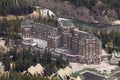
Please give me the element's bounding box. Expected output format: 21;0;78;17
21;19;34;27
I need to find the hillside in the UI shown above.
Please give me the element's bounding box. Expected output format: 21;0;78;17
27;0;120;24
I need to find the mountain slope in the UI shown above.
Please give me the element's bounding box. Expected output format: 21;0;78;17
27;0;120;24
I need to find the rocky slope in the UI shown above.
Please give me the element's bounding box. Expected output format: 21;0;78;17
28;0;118;24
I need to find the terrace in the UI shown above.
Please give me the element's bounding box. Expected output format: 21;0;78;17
22;38;47;48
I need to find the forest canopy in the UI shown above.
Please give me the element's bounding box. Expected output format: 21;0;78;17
64;0;120;8
63;0;120;18
0;0;33;16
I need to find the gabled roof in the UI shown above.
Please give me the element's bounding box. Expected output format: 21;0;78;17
27;63;44;76
57;66;73;80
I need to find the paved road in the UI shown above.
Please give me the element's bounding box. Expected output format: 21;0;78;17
82;72;106;80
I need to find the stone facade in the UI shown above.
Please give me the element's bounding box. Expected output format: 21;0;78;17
21;19;102;64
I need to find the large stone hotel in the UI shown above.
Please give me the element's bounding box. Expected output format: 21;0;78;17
21;19;102;64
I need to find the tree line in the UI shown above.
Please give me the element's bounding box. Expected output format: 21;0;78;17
101;0;120;19
93;30;120;53
0;0;33;16
0;47;68;76
62;0;120;19
0;18;21;38
63;0;120;9
0;18;21;49
62;0;96;8
0;71;49;80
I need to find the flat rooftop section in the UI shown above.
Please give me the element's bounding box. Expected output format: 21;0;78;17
32;38;47;48
23;38;47;48
82;72;105;80
34;23;57;29
55;48;79;57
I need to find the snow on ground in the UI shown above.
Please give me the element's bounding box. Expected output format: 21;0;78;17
27;6;57;19
57;18;70;22
112;20;120;25
40;9;57;18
